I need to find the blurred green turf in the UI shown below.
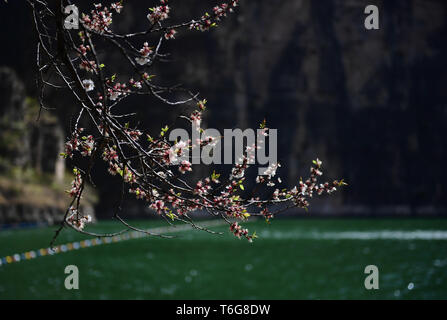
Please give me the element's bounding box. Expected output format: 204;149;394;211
0;218;446;299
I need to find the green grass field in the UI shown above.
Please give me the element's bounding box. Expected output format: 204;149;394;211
0;218;446;299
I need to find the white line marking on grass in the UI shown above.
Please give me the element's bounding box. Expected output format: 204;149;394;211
0;220;225;267
259;230;447;241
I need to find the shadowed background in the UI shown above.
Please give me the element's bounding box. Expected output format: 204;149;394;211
0;0;446;220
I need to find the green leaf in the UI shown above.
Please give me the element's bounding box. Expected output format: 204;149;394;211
338;179;348;186
211;170;221;181
160;125;169;137
166;211;177;221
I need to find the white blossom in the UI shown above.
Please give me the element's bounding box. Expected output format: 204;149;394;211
82;79;95;92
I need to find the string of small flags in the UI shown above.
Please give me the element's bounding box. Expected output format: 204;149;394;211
0;220;225;267
0;221;49;231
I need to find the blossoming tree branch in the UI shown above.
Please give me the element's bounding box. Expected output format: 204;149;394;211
27;0;346;245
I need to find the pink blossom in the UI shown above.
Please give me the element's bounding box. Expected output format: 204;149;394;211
179;160;192;174
164;29;177;40
147;5;170;24
150;200;165;214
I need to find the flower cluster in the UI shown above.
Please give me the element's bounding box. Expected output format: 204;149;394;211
179;160;192;174
136;42;153;65
67;207;92;231
162;139;188;164
128;78;143;89
81;2;122;33
164;29;177;40
63;129;82;159
147;1;170;24
190;110;202;128
256;162;281;186
213;2;236;19
260;208;273;221
190;1;240;31
275;159;345;210
80;135;95;156
107;82;130;101
197;99;207;111
230;156;249;180
126;129;143;141
230;222;253;242
150;199;166;214
194;180;212;196
102;146;121;176
78;44;90;57
123;167;137;184
79;60;98;73
111;2;123;13
63;128;95;159
67;168;83;198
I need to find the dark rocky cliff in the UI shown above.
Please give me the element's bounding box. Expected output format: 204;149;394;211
0;0;446;217
175;0;447;213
